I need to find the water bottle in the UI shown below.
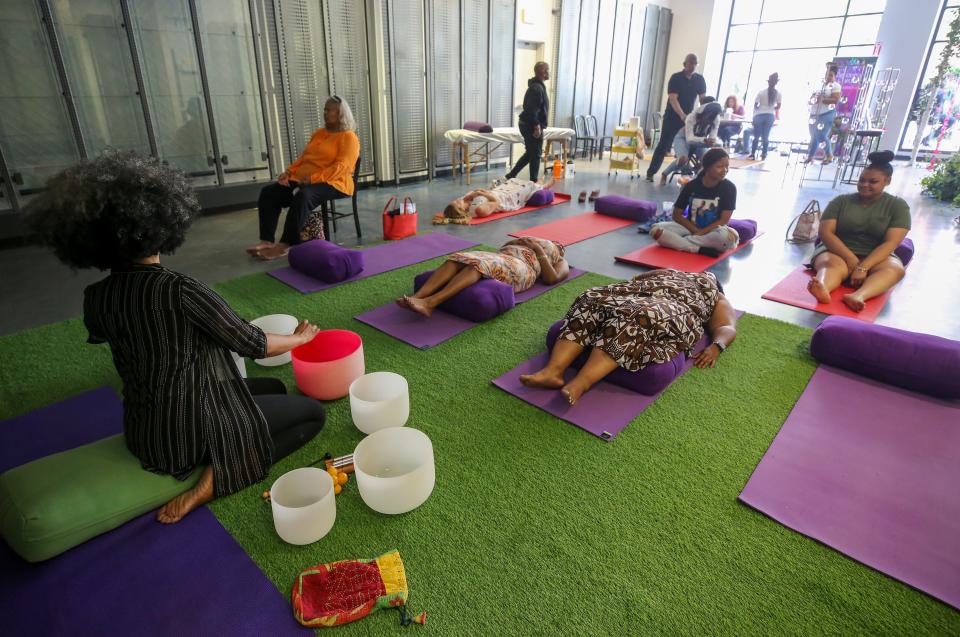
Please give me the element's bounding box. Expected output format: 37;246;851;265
552;155;563;180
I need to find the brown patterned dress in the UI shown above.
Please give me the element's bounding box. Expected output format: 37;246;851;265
447;238;565;293
556;269;721;371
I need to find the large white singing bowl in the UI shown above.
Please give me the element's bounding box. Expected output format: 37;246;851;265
354;427;435;515
349;372;410;434
251;314;299;366
270;467;336;545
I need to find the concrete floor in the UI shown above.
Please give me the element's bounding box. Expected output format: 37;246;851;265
2;154;959;340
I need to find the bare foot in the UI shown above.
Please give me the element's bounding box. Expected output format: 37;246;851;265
519;369;565;389
659;173;667;185
157;466;214;524
651;227;663;240
806;278;832;304
404;296;434;318
560;378;591;406
256;244;290;261
842;293;865;313
246;241;273;256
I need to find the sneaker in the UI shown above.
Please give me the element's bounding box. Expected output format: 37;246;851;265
645;174;654;182
697;247;722;258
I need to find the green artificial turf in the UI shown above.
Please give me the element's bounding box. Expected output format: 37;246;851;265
1;254;957;635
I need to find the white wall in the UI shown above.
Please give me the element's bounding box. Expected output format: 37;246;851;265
873;0;943;151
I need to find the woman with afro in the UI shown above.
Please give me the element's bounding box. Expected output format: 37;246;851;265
27;151;327;523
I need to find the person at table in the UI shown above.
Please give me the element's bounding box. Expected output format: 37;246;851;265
520;269;737;405
26;151;327;524
749;73;781;160
806;150;910;312
434;177;557;224
646;53;707;182
659;100;722;184
717;95;745;148
804;65;841;165
651;148;739;257
248;95;360;260
505;61;550;182
396;237;569;317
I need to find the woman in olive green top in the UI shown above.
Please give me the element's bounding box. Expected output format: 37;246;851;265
807;150;910;312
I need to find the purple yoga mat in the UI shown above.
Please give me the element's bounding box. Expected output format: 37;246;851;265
354;268;586;349
269;232;480;293
0;388;306;636
739;366;960;609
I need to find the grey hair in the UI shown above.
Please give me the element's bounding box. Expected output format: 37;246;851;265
326;96;356;132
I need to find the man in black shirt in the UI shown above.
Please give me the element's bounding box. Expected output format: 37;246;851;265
506;61;550;181
646;53;707;182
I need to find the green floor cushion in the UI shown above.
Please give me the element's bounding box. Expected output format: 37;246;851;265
0;434;201;562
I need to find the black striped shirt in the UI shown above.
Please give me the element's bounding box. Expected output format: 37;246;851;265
84;264;272;496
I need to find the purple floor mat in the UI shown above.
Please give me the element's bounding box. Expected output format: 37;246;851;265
354;268;586;349
739;366;960;609
0;388;306;636
268;232;480;293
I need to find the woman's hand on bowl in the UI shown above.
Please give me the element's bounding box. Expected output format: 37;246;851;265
294;320;320;345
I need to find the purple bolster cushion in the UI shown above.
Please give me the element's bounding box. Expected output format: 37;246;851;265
526;188;555;206
546;320;685;396
463;121;494;133
727;218;757;243
414;270;515;322
810;316;960;399
893;237;915;266
288;240;364;282
594;195;657;222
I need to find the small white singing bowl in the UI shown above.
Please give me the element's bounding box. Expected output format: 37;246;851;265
353;427;435;515
270;467;336;545
250;314;299;366
349;372;410;434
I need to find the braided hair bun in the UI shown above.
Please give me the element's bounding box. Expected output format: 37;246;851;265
866;150;895;177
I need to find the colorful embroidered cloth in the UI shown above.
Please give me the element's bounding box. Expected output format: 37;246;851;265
292;550;425;628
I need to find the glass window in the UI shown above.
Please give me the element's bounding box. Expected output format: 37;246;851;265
761;1;849;22
50;0;151;157
841;14;882;46
837;45;877;58
756;18;844;50
726;24;758;52
718;52;754;103
847;0;886;14
0;3;80;198
731;0;762;24
194;0;269;184
128;0;217;186
935;7;960;41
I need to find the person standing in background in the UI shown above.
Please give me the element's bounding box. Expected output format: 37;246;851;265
750;73;781;160
804;64;841;165
646;53;707;182
506;61;550;182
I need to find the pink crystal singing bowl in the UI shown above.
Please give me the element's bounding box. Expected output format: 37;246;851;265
292;329;365;400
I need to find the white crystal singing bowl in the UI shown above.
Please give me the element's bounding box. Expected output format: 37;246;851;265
270;467;336;545
353;427;435;515
250;314;299;366
349;372;410;434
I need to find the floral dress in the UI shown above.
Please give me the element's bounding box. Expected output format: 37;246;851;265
447;238;565;293
556;269;720;371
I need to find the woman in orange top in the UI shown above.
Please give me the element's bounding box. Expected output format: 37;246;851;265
249;96;361;260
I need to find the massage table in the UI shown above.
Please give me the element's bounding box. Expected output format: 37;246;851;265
443;127;575;184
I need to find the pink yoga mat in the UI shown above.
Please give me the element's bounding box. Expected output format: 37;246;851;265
614;234;763;273
355;268;586;349
467;193;572;225
268;232;480;293
508;212;635;245
740;366;960;609
761;266;893;322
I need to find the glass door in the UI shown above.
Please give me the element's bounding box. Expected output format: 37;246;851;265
0;2;81;203
49;0;152;157
128;0;218;185
194;0;269;183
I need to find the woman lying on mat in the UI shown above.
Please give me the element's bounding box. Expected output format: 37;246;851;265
396;236;569;317
806;150;910;312
520;269;736;405
651;148;739;258
433;177;557;224
248;95;360;260
27;151;327;524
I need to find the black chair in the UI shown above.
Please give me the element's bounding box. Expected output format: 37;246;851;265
585;115;611;160
315;156;362;241
573;115;597;160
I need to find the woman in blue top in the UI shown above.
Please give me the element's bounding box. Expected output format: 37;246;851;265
651;148;739;257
